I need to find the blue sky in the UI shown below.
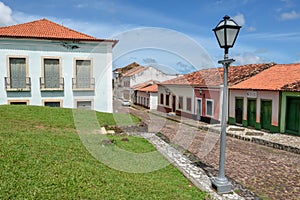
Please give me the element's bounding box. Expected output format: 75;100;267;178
0;0;300;74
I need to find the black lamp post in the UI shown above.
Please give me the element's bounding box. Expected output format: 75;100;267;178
211;15;241;194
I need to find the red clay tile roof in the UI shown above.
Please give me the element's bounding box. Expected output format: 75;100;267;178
137;84;158;93
124;66;146;77
230;63;300;91
0;18;117;44
132;80;159;90
114;62;140;74
114;62;146;77
160;63;275;87
281;81;300;91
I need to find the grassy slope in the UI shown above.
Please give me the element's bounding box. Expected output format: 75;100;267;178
0;105;207;199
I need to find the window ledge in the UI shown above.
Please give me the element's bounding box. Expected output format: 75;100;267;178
41;88;64;91
6;88;31;92
73;88;95;91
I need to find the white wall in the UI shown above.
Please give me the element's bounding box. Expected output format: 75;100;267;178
0;39;113;112
130;67;179;87
229;90;280;126
158;84;194;113
150;92;158;110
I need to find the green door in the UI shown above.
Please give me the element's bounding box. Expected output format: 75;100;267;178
247;99;256;127
235;98;243;124
261;100;272;130
286;97;300;135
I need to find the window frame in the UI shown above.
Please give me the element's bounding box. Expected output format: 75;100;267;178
42;99;63;107
166;94;170;106
73;58;94;91
75;99;94;110
206;99;214;117
160;93;164;105
41;56;63;91
178;96;183;110
6;55;30;91
186;97;192;112
8;100;29;105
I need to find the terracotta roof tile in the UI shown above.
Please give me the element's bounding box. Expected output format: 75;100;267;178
0;18;117;44
124;66;146;77
281;81;300;91
137;84;158;92
114;62;140;74
160;63;275;87
231;63;300;91
132;80;158;90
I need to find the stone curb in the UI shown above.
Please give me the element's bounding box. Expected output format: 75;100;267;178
128;132;245;200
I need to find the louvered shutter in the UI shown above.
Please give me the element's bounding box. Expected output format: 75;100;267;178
44;59;59;88
76;60;91;88
10;58;26;88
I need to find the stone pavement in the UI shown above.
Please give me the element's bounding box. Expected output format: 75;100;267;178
149;110;300;154
127;132;245;200
128;106;300;200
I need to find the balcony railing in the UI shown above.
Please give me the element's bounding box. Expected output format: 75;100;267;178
40;77;64;91
72;78;95;90
5;77;31;91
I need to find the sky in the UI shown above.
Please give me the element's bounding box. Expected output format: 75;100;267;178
0;0;300;74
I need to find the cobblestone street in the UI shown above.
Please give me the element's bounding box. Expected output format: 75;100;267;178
128;107;300;200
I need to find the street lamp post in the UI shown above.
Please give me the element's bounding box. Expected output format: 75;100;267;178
114;71;119;113
211;15;241;194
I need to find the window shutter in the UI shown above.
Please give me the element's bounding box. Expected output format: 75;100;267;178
76;60;91;88
44;59;59;88
10;58;26;88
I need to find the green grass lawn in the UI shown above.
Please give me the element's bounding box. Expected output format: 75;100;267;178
0;105;207;199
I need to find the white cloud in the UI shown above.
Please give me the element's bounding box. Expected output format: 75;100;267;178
232;13;245;26
234;52;265;65
0;1;15;26
280;10;299;20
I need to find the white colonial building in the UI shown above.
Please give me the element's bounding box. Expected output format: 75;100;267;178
0;19;117;112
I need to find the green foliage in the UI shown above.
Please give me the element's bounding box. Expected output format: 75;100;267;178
0;105;207;199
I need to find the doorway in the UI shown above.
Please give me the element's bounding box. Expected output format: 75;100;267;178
235;98;243;124
172;95;176;112
286;97;300;135
247;99;256;127
261;100;272;130
197;99;202;120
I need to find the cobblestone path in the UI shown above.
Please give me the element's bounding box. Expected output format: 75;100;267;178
130;108;300;200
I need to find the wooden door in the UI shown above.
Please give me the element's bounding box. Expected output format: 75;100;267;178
286;97;300;135
197;99;202;120
261;100;272;130
172;96;176;112
235;98;243;124
247;99;256;127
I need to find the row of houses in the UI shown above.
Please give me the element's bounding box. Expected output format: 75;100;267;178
113;62;180;109
118;62;300;136
1;19;299;136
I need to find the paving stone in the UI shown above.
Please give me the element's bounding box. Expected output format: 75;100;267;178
128;107;300;200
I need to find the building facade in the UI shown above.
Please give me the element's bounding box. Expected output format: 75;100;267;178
229;63;300;135
0;19;117;112
158;63;275;124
